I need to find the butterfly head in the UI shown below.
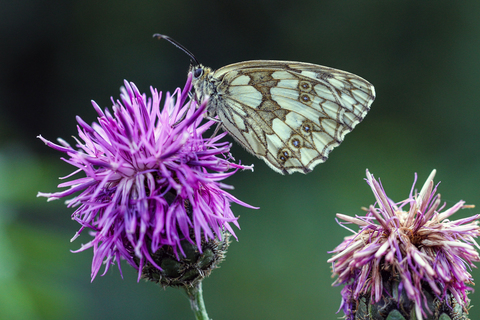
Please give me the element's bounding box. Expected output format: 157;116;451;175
189;64;215;105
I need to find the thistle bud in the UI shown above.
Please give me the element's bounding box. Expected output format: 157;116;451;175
354;272;469;320
140;229;230;288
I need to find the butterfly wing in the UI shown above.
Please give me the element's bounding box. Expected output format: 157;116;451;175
211;60;375;174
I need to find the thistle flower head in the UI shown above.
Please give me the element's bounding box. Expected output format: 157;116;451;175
38;75;256;281
328;169;480;320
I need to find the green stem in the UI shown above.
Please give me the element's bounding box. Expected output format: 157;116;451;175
184;281;210;320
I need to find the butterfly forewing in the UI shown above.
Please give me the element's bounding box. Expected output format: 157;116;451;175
193;60;375;174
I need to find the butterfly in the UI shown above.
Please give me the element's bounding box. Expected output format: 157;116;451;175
154;34;376;174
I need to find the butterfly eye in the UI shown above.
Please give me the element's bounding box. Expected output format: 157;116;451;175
193;68;203;79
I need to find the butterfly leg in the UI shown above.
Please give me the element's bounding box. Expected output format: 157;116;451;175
209;121;223;140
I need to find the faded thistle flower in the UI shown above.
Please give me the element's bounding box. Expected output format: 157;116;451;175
329;169;480;320
38;75;256;285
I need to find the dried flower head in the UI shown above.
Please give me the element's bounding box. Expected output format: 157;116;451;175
329;169;480;320
38;75;256;281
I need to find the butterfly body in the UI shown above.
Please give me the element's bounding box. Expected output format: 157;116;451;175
190;60;376;174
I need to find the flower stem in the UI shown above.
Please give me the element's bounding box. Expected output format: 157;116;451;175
185;282;210;320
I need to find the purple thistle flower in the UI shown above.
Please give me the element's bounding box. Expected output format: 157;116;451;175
328;169;480;320
38;75;256;281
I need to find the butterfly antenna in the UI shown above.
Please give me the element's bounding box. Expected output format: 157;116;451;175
153;34;200;66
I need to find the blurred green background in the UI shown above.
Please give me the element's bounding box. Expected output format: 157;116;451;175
2;1;480;319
